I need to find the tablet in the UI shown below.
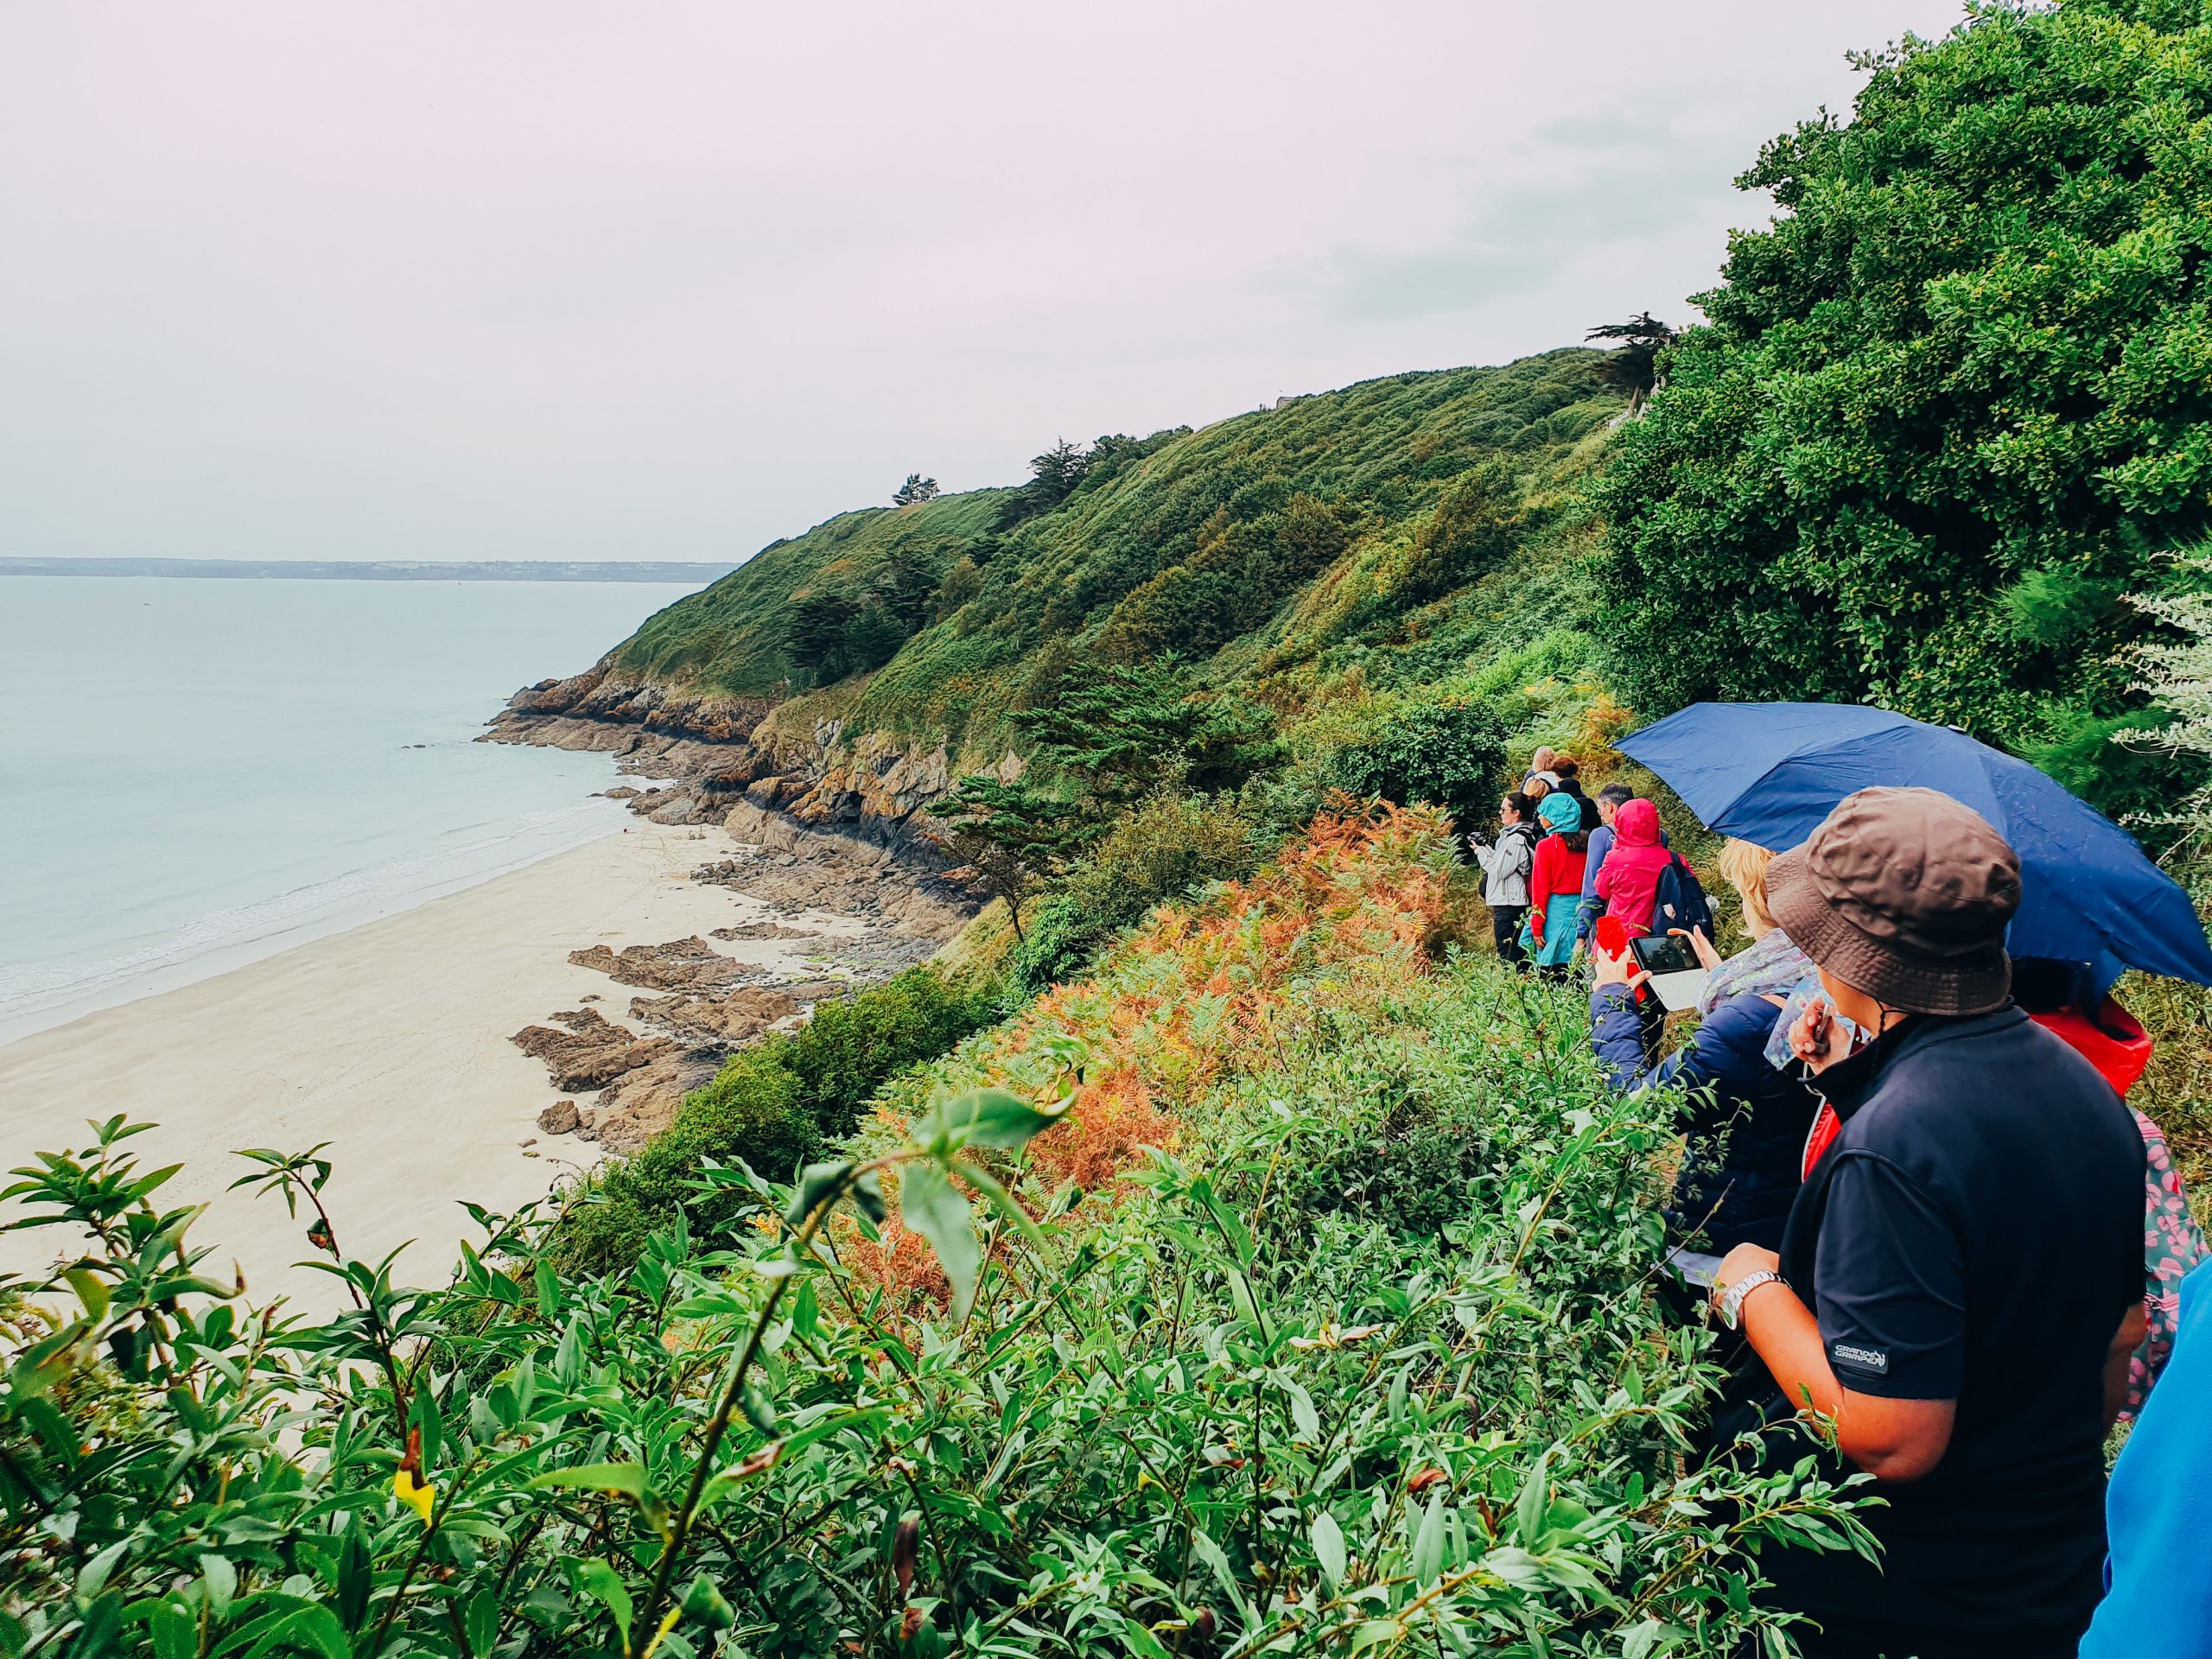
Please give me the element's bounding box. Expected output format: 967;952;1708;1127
1630;932;1709;1013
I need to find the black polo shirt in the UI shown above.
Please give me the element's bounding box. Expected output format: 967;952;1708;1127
1763;1005;2145;1650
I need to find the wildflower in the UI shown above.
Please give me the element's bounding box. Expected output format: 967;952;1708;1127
393;1465;435;1524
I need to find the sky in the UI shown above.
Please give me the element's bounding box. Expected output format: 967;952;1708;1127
0;2;1967;565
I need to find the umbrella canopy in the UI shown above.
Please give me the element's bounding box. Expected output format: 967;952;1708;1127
1618;702;2212;988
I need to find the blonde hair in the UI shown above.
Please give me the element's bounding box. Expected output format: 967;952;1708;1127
1524;776;1552;801
1716;838;1775;932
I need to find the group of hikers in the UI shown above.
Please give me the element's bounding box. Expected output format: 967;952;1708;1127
1469;748;2209;1659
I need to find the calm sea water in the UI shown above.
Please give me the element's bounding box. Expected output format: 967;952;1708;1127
0;576;701;1042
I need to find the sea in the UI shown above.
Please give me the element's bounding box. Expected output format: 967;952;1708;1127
0;575;705;1045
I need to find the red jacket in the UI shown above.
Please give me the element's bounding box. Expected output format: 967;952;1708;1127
1593;798;1670;934
1528;835;1587;946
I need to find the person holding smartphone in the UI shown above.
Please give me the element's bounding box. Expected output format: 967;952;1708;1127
1702;789;2145;1659
1587;837;1820;1254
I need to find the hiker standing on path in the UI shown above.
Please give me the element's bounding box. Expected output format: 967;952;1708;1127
1587;838;1819;1253
1469;791;1539;969
1592;797;1672;934
1521;791;1586;978
1707;789;2145;1659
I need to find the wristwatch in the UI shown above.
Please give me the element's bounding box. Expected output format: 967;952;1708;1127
1713;1268;1783;1332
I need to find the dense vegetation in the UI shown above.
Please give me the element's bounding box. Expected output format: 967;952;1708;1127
1599;0;2212;815
0;812;1872;1658
555;969;1001;1275
16;2;2212;1650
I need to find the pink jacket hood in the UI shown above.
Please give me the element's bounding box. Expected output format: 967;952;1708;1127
1612;798;1662;848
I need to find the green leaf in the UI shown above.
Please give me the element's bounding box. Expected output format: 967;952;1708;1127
409;1381;443;1470
739;1379;779;1436
1515;1450;1549;1546
62;1266;109;1322
337;1526;371;1630
681;1576;735;1630
785;1161;855;1229
1311;1510;1347;1589
527;1462;652;1499
149;1604;196;1659
1411;1491;1445;1584
534;1258;560;1319
200;1554;236;1621
465;1589;499;1656
1350;1619;1402;1653
899;1161;979;1320
1286;1380;1319;1442
916;1087;1065;1154
576;1559;633;1646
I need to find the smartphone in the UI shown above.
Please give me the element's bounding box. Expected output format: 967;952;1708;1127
1630;932;1709;1011
1629;933;1700;976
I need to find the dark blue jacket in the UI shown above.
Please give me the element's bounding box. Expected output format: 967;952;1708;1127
1588;981;1819;1252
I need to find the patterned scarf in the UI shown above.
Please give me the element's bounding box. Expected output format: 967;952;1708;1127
1696;925;1814;1017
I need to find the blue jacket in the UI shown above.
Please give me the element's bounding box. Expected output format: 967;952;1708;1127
2081;1260;2212;1658
1587;981;1819;1252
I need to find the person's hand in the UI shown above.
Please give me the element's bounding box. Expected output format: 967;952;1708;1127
1590;938;1645;990
1789;998;1850;1074
1672;925;1724;972
1708;1242;1782;1316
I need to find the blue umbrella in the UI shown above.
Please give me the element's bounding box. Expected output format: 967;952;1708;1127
1618;702;2212;988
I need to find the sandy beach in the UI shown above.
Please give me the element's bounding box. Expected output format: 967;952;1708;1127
0;817;919;1311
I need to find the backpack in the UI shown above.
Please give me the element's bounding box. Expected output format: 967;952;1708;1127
1651;852;1714;938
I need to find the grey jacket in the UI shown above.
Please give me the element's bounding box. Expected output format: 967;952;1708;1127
1469;823;1536;906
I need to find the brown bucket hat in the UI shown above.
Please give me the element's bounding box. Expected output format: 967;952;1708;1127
1764;786;2021;1016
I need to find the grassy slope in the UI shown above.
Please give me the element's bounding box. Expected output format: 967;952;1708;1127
605;349;1624;751
614;489;1013;697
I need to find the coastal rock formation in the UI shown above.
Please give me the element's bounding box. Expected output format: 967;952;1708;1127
511;1008;676;1093
567;937;760;993
627;984;799;1046
589;1052;725;1155
709;919;820;942
537;1099;581;1135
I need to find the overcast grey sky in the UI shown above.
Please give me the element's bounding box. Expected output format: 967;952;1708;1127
0;2;1966;564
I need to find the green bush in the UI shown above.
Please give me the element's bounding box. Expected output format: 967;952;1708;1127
0;961;1874;1659
1598;0;2212;810
1059;791;1262;925
1325;696;1508;831
1006;893;1098;997
556;967;996;1272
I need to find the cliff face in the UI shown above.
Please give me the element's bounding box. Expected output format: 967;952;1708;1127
486;658;996;855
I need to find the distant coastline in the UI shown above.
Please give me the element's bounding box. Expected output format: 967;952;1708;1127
0;555;739;582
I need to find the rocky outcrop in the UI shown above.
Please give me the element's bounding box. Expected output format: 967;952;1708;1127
486;658;1027;861
627;985;800;1046
512;1009;677;1093
567;937;763;994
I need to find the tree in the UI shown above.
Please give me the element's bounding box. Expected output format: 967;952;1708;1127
1584;312;1676;417
893;474;940;506
1596;1;2212;810
995;437;1095;529
925;773;1077;939
1325;697;1507;830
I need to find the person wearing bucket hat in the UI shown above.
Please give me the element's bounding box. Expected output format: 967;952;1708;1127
1705;789;2147;1658
1519;788;1588;977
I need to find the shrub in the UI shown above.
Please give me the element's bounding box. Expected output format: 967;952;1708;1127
0;950;1876;1659
556;967;996;1272
1598;0;2212;809
1060;791;1262;925
1324;696;1507;831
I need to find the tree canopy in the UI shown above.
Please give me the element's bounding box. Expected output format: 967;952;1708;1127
1598;0;2212;810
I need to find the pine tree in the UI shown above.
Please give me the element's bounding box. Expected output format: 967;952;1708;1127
892;474;940;506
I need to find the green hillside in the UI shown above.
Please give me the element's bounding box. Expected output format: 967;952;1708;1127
610;348;1623;756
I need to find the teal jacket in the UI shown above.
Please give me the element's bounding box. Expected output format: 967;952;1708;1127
2080;1259;2212;1657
